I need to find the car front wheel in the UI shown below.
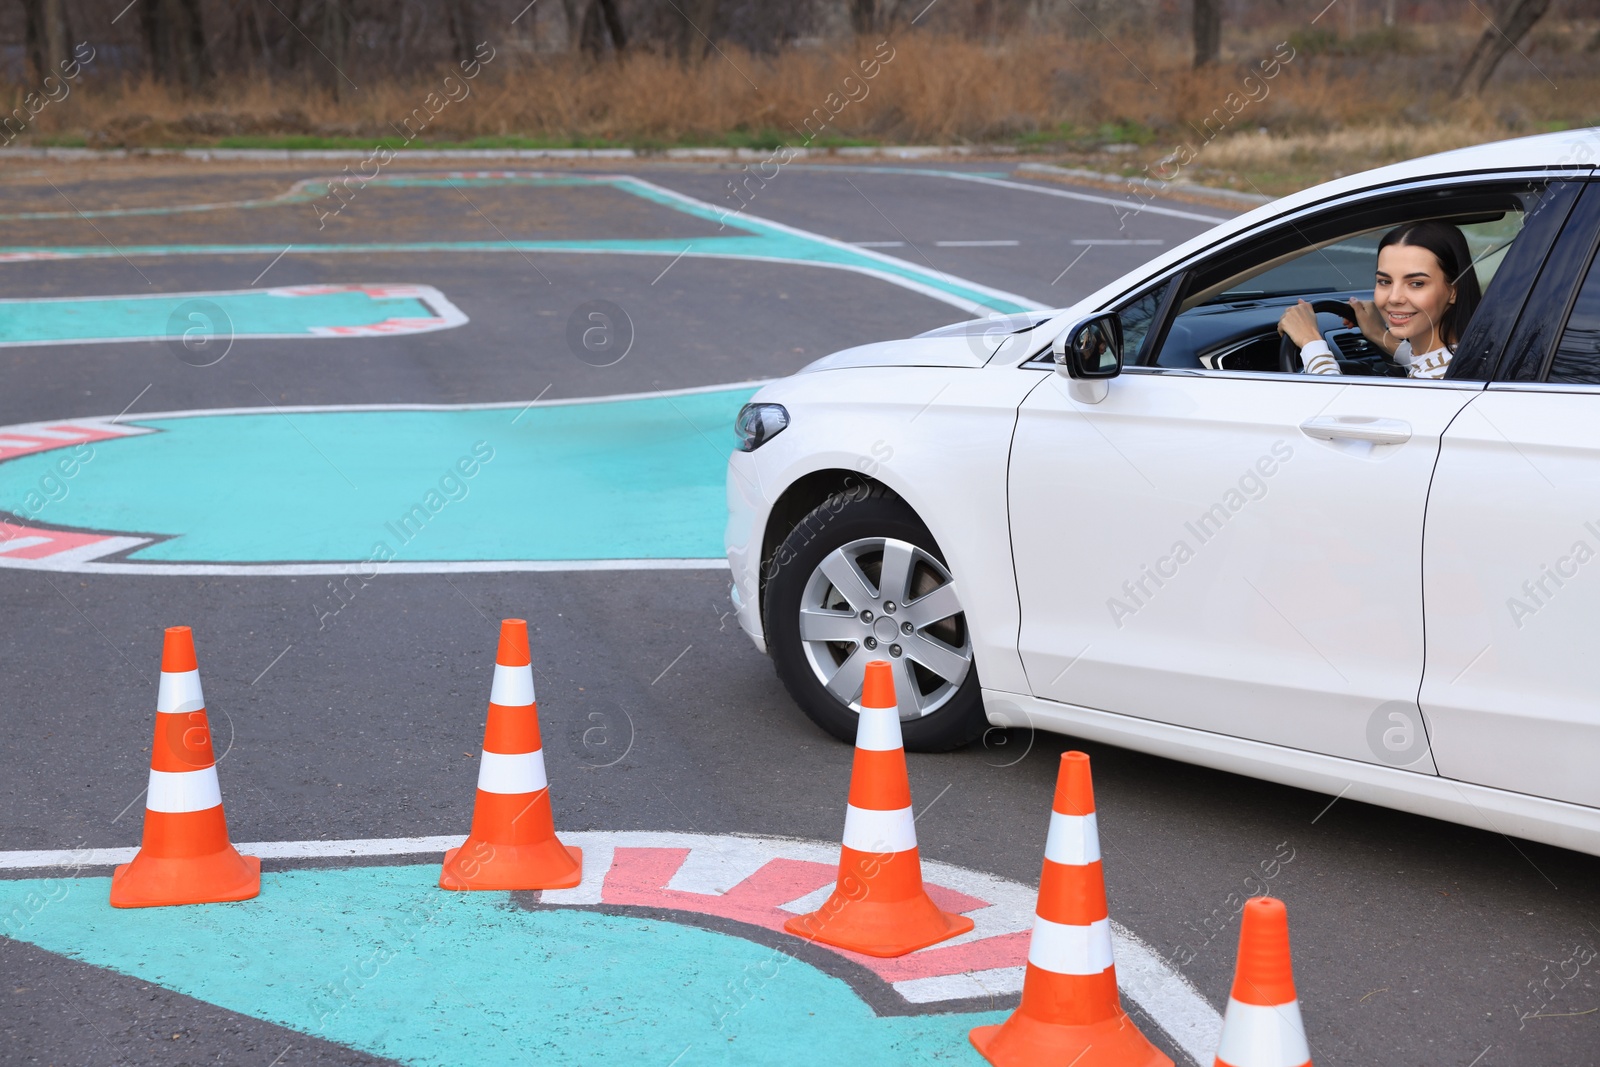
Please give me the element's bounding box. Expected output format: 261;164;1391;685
762;486;984;752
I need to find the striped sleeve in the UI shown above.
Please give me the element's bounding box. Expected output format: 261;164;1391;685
1406;350;1452;379
1300;339;1341;375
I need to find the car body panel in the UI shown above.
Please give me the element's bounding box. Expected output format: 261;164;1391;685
794;334;1008;374
1010;370;1479;767
1422;387;1600;808
725;364;1050;692
986;686;1600;857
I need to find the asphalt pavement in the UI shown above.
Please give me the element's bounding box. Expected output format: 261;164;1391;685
1;158;1595;1067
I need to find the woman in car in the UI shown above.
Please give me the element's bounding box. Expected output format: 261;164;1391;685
1278;219;1483;379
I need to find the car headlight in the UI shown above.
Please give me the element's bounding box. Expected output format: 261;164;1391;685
735;403;789;452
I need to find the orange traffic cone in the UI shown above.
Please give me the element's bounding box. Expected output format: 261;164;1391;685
783;660;973;957
1214;897;1312;1067
440;619;582;890
970;751;1170;1067
110;626;260;908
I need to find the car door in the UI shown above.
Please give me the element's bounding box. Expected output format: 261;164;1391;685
1009;177;1579;768
1420;180;1600;807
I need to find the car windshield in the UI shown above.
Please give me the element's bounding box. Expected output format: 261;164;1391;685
1210;211;1526;308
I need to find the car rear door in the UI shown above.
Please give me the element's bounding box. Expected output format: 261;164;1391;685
1420;179;1600;807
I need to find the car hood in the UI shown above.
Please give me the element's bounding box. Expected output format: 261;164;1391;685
797;312;1057;373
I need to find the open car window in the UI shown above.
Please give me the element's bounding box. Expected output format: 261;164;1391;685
1137;181;1563;376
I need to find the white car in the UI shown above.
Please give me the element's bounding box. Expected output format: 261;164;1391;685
726;129;1600;857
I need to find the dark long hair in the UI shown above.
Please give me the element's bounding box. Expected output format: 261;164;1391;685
1377;220;1483;352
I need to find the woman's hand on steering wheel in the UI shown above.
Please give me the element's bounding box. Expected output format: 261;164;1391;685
1277;300;1324;350
1347;298;1397;354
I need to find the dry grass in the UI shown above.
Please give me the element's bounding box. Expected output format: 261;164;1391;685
4;25;1597;193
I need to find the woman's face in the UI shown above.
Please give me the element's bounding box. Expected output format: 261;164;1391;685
1374;242;1456;349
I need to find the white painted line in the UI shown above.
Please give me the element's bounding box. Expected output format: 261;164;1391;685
1112;920;1222;1065
945;171;1231;225
0;557;731;577
1072;239;1166;246
778;882;835;915
37;536;150;565
0;284;468;349
0;834;467;869
934;240;1019;247
618;176;1050;314
0;536;51;554
540;840;615;906
895;966;1025;1003
45;377;775;424
1;846;137;869
664;836;784;896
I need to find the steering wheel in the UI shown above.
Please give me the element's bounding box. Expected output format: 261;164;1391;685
1278;299;1359;373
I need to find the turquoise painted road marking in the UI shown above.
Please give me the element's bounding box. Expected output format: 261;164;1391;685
0;173;1047;317
0;284;466;347
0;387;754;564
0;864;1003;1066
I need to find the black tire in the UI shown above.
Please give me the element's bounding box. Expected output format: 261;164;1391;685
762;485;985;752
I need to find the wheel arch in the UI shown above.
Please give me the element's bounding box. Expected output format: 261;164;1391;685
758;467;903;625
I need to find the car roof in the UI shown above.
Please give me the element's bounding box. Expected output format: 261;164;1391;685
1030;126;1600;352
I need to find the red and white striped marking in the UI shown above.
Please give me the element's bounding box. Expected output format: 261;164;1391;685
0;418;148;462
0;418;152;563
0;829;1221;1060
0;522;148;564
270;283;466;334
309;317;451;338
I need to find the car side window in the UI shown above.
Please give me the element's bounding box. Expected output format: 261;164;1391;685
1550;246;1600;384
1115;277;1175;364
1142;182;1561;378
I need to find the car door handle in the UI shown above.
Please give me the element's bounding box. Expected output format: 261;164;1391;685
1299;415;1412;445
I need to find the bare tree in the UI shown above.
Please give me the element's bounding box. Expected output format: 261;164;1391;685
1451;0;1551;97
562;0;626;56
1192;0;1220;66
308;0;352;96
850;0;878;33
669;0;718;59
20;0;74;83
141;0;213;92
445;0;482;67
846;0;909;35
597;0;627;50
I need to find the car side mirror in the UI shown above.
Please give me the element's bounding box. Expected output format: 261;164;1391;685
1053;313;1122;403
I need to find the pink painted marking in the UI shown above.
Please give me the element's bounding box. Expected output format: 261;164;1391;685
0;521;121;560
311;317;446;337
274;284;426;300
597;846;1028;986
0;424;130;462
